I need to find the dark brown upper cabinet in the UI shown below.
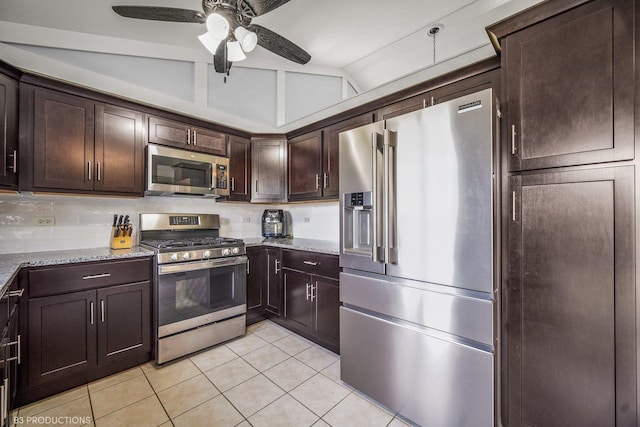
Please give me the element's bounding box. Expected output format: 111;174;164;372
148;115;227;156
500;0;634;171
288;130;323;201
507;166;635;427
25;87;144;196
375;92;430;121
0;72;18;190
227;135;251;202
251;136;287;202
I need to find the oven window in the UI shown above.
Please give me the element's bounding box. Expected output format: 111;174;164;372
152;155;212;188
158;263;246;327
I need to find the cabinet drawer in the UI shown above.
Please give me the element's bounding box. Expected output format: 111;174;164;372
282;250;339;279
29;258;152;298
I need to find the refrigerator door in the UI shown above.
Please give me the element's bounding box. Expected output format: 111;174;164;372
385;89;493;293
339;121;386;274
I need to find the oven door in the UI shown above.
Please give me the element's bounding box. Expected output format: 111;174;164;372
157;255;247;338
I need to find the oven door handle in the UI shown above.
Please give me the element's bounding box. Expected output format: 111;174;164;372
158;256;248;275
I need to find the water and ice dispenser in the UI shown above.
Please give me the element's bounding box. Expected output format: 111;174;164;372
342;191;373;256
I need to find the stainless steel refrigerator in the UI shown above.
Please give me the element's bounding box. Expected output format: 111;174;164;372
339;88;495;427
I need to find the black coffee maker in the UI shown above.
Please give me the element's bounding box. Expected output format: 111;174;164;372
262;209;289;238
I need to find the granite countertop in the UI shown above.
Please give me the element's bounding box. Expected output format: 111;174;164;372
244;237;339;255
0;246;155;295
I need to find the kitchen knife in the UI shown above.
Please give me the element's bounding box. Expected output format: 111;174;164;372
113;214;118;228
115;215;124;237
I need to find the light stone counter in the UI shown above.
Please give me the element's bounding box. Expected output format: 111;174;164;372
244;237;339;255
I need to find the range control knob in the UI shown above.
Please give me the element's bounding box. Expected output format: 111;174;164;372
222;248;231;256
170;253;179;262
203;250;211;258
232;247;240;254
182;252;191;260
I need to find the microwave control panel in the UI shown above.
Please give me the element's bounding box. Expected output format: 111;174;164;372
216;164;228;189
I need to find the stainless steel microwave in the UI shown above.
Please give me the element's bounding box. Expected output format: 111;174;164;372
146;143;229;197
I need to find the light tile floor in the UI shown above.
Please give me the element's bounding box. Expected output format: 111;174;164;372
13;320;415;427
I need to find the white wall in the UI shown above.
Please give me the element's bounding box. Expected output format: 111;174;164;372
0;193;338;254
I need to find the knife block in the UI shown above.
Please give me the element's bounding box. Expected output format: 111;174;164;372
110;227;132;250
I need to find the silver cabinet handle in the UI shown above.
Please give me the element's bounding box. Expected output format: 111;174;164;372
8;289;24;298
512;191;517;222
511;124;517;155
231;177;235;192
101;300;105;323
305;283;310;301
303;260;318;266
9;150;17;174
246;259;250;275
17;334;21;365
323;173;328;189
315;174;320;189
97;162;101;181
7;335;21;365
90;301;94;325
0;379;5;425
187;129;191;145
255;180;259;194
193;130;197;146
274;259;281;274
87;161;92;181
83;273;111;280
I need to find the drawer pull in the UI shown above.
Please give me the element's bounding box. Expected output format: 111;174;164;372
303;261;318;266
90;302;95;325
8;289;24;298
83;273;111;280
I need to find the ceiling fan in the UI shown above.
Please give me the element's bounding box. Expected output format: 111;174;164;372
112;0;311;75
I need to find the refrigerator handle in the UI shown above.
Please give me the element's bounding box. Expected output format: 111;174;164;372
384;129;398;264
371;132;385;263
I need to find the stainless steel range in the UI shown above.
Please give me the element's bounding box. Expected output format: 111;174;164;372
140;213;247;364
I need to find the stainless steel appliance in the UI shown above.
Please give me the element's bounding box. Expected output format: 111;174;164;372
140;213;246;364
146;143;230;197
339;89;495;427
261;209;289;238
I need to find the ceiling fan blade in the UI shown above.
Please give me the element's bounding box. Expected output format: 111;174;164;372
214;38;232;74
248;24;311;64
112;6;205;23
239;0;291;17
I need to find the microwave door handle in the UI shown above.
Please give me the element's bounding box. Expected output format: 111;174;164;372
210;164;216;190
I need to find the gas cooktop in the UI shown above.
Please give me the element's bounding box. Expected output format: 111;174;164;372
141;236;243;250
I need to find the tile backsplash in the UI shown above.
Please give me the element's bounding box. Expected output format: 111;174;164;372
0;193;339;254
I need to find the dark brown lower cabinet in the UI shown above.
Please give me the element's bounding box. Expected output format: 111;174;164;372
19;258;152;405
246;247;265;324
264;248;282;315
281;250;340;353
507;166;635;427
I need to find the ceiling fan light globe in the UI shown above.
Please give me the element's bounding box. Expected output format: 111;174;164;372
234;27;258;52
198;32;222;55
227;41;247;61
205;13;229;39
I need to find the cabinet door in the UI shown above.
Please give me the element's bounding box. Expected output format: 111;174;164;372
94;104;144;195
192;126;227;156
375;92;428;121
505;0;634;171
251;137;287;202
97;282;150;365
0;73;18;189
313;276;339;348
33;89;95;191
322;113;373;198
288;131;322;201
228;135;251;201
265;249;282;315
148;116;190;149
507;166;635;427
246;248;263;312
283;269;312;334
28;290;97;386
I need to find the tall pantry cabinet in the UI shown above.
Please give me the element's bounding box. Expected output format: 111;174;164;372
487;0;637;425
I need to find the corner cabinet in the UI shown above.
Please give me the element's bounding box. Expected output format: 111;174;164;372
251;136;287;202
228;135;251;202
19;257;152;405
0;72;18;190
21;86;145;196
148;115;227;156
281;249;340;353
499;0;634;171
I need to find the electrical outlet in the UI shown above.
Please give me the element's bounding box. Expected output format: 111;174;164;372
304;217;311;223
34;216;55;226
240;216;251;223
